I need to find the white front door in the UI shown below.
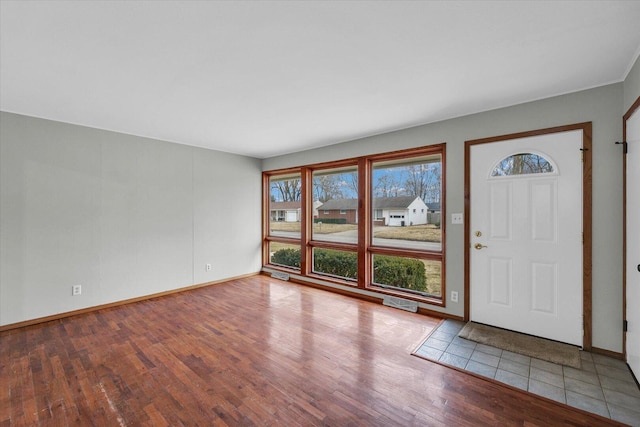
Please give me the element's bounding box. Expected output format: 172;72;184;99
470;130;584;346
626;107;640;377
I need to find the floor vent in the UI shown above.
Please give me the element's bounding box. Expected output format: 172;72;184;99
383;296;418;312
271;271;290;281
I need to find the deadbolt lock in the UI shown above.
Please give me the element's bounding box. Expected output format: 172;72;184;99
474;231;482;237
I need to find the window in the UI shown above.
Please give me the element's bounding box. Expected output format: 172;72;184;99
313;248;357;282
269;242;301;270
370;151;443;298
312;165;358;245
269;173;301;238
491;153;554;176
372;255;441;297
263;144;446;305
265;171;303;274
371;154;442;251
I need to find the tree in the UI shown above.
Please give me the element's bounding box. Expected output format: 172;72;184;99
313;174;343;202
313;171;358;202
373;172;401;197
403;163;440;203
345;172;359;198
271;178;301;202
492;153;552;176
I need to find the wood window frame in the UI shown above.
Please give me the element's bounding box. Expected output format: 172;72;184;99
263;168;303;271
263;144;446;306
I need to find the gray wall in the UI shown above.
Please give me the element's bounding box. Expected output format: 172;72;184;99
263;83;626;353
0;112;263;326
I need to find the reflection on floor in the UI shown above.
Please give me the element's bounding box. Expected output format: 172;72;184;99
414;320;640;426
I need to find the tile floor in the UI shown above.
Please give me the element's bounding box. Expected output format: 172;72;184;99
414;320;640;426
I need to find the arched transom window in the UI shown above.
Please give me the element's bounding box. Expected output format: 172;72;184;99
491;153;555;177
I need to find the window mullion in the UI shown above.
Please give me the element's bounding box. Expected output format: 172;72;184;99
262;173;271;266
357;158;370;289
300;167;312;276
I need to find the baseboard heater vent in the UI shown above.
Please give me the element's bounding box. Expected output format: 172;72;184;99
271;271;290;281
383;296;418;312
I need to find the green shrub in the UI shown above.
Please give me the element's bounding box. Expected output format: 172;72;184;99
271;248;301;269
373;255;427;292
270;248;427;293
313;249;358;279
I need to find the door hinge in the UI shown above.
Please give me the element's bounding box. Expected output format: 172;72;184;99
623;320;628;332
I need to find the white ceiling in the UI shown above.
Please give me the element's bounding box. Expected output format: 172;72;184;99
2;1;640;159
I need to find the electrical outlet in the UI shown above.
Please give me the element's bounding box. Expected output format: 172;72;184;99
72;285;82;296
451;213;464;224
451;291;458;303
206;263;212;271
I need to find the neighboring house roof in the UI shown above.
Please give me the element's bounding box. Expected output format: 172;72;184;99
319;198;358;211
270;201;301;210
319;196;430;211
426;202;441;211
374;196;421;210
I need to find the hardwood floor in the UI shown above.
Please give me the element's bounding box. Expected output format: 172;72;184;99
1;275;621;426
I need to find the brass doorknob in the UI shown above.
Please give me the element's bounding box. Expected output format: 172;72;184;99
474;243;487;250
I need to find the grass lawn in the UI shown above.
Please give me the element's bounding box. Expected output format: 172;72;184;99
270;222;358;234
313;223;358;234
374;224;441;243
270;222;301;232
423;260;442;296
269;241;300;253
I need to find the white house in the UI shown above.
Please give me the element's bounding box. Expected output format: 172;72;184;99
271;201;322;222
270;201;300;222
373;196;430;226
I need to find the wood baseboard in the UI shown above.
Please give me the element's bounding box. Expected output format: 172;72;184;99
0;272;260;332
590;346;624;360
418;307;463;321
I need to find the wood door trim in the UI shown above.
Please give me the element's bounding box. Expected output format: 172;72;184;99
464;122;593;350
622;96;640;360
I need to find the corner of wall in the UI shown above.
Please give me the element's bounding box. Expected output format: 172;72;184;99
624;54;640;112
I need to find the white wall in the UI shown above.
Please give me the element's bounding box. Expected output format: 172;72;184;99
0;112;262;326
263;83;625;353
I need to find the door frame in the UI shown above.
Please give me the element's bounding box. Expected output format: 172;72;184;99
623;96;640;360
464;123;593;350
